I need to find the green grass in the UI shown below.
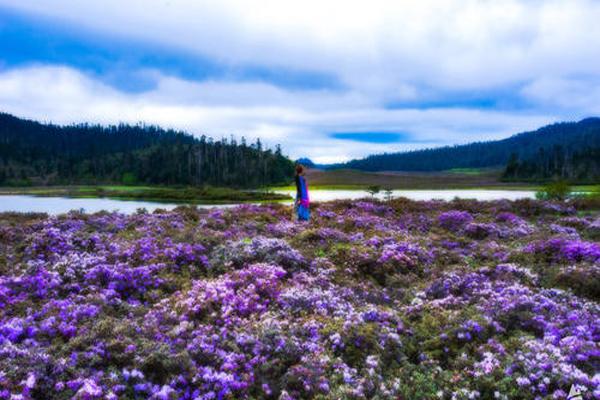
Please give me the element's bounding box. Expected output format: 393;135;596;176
0;185;292;203
444;168;485;175
98;185;159;192
572;185;600;193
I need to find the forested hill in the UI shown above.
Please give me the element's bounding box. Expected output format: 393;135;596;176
333;118;600;181
0;113;294;187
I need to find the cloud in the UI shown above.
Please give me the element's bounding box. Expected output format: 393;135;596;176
0;1;599;162
521;77;600;115
0;65;555;163
4;0;600;93
0;6;342;93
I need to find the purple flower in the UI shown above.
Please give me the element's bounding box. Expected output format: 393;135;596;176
438;210;474;231
0;199;598;399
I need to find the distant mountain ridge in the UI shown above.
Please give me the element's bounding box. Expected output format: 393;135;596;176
0;112;294;187
327;118;600;182
295;157;329;169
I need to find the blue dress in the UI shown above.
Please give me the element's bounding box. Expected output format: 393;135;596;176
295;175;310;221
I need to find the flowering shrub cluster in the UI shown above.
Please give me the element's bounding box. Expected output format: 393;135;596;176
524;238;600;264
438;210;474;231
0;197;599;399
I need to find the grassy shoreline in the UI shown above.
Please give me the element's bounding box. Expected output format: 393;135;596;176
2;168;597;204
0;185;292;204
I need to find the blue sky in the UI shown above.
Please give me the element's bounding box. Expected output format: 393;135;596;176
0;7;341;92
330;132;413;144
1;0;599;163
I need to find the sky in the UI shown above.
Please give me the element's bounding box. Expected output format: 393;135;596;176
1;1;599;163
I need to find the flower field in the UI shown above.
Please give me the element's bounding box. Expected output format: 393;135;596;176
0;198;599;399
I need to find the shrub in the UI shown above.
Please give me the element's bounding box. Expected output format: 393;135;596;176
438;210;474;231
535;180;571;201
365;185;381;197
1;199;599;399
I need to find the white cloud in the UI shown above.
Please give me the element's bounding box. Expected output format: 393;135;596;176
4;0;600;94
521;77;600;115
0;65;554;163
0;1;598;162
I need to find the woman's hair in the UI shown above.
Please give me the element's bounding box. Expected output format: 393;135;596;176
295;164;304;175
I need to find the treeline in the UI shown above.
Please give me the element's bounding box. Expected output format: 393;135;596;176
333;118;600;183
502;145;600;183
0;113;294;187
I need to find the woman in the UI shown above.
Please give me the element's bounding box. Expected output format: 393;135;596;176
294;164;310;221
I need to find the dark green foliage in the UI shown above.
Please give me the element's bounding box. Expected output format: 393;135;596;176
121;172;137;185
504;152;519;177
537;265;600;301
383;187;393;201
0;112;294;188
365;185;381;196
503;144;600;183
535;180;572;201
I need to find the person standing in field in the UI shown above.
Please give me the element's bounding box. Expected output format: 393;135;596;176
294;164;310;221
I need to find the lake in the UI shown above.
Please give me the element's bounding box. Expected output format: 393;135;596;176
0;190;537;214
274;189;537;203
0;195;241;215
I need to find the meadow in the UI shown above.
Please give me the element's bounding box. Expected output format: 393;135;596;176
0;197;599;399
270;168;599;192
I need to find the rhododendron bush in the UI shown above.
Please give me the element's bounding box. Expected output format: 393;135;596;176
0;198;599;399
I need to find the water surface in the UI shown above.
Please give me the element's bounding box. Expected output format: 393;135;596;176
0;195;232;215
0;190;537;214
274;189;537;202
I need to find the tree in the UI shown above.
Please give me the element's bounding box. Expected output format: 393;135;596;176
366;185;381;197
122;172;137;185
503;153;519;178
0;112;295;188
383;187;393;201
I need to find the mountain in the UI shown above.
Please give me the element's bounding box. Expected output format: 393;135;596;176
295;157;329;169
295;157;316;168
330;118;600;183
0;112;294;187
